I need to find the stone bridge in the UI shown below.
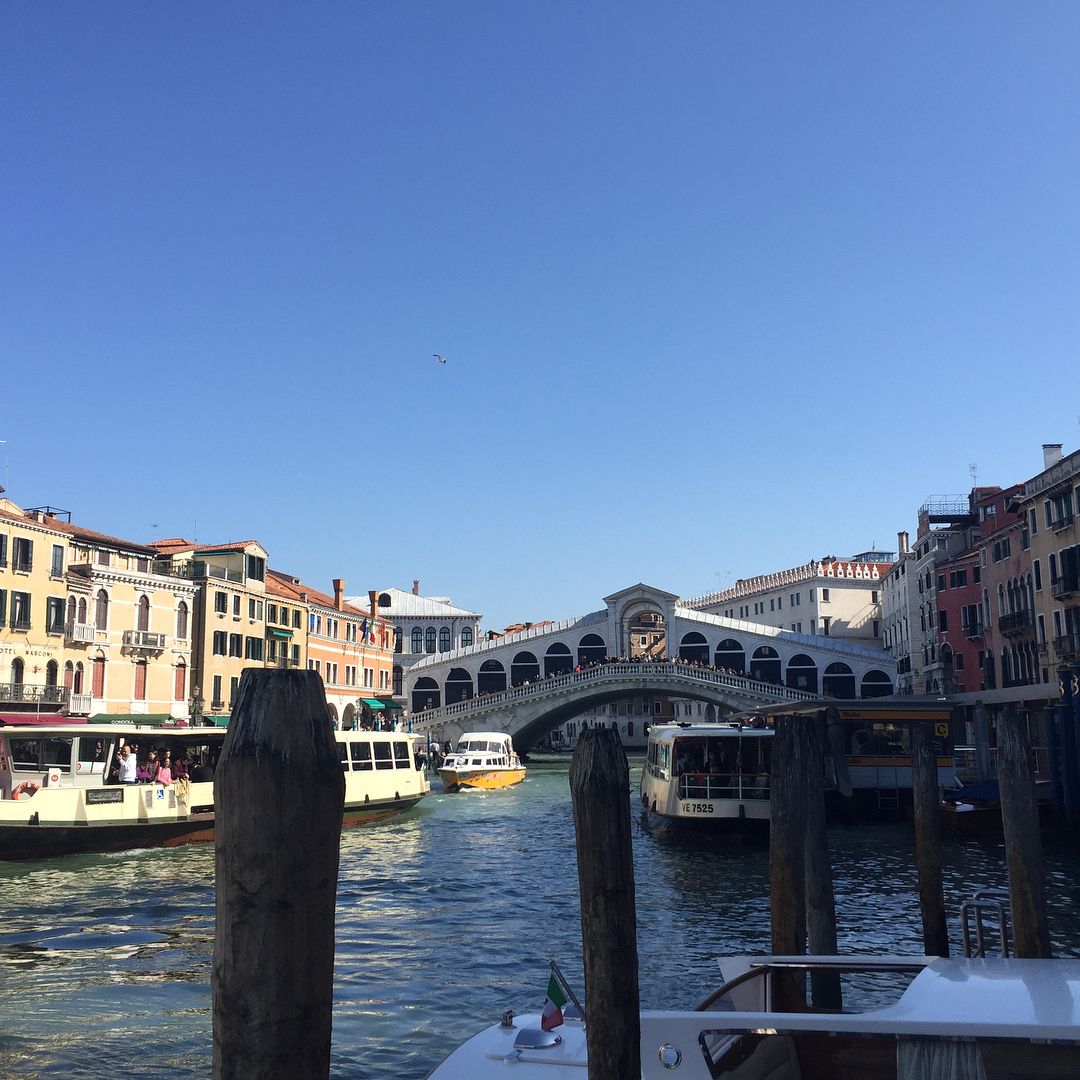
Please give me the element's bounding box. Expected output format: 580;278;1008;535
411;660;820;750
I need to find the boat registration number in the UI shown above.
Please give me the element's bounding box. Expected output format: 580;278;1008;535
681;802;714;814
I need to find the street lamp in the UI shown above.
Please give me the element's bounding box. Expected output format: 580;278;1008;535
189;684;205;727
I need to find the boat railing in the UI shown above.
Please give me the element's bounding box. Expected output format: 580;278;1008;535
678;772;770;801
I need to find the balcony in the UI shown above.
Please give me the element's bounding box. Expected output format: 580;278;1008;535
998;609;1034;636
65;622;97;644
0;682;68;705
67;693;92;715
963;623;984;641
1052;574;1080;601
1053;632;1080;661
122;630;167;652
1051;512;1075;533
156;559;243;583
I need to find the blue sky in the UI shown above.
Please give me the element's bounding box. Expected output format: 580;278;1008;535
3;2;1078;630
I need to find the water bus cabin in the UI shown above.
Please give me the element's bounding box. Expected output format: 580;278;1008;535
640;722;773;839
0;721;429;860
438;731;526;792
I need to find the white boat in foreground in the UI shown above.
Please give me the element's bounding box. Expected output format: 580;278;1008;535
427;954;1080;1078
0;722;430;860
639;722;773;839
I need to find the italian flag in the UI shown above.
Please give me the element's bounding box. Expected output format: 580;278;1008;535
540;971;568;1031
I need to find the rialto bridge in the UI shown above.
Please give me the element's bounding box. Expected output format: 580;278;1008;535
404;584;896;749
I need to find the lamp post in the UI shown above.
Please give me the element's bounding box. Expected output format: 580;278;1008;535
189;684;205;727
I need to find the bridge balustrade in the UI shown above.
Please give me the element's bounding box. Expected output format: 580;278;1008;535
412;661;817;727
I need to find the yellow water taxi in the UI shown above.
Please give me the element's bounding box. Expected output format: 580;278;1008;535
438;731;525;792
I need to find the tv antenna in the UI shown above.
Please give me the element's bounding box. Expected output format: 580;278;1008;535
969;462;978;488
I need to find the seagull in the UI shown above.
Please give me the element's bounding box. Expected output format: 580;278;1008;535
433;353;446;364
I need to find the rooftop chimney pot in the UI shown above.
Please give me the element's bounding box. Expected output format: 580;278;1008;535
332;578;345;610
1043;443;1063;470
412;579;420;595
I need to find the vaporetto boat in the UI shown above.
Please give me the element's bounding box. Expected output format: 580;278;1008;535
639;721;773;839
0;721;430;860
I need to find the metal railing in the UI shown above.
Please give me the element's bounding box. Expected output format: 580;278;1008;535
412;661;818;727
122;630;167;650
678;773;770;801
65;622;97;643
1053;633;1080;660
67;693;92;715
1051;574;1079;601
998;610;1034;636
1050;512;1075;533
0;682;69;705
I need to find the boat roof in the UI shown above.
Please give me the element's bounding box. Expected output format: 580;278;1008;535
646;723;774;744
0;724;226;738
457;731;513;743
704;956;1080;1040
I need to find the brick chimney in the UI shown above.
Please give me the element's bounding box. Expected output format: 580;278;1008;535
897;530;909;556
333;578;345;610
1043;443;1063;470
368;589;378;616
412;579;420;595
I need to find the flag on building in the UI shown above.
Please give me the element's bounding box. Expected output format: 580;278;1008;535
360;618;368;640
540;970;568;1031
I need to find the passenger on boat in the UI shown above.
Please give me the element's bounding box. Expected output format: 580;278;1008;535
117;746;139;784
157;754;173;786
190;756;214;783
140;751;160;784
173;755;190;781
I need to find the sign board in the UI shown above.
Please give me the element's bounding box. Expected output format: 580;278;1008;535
85;789;125;805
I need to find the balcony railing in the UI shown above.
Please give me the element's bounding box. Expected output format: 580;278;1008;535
12;557;33;573
0;682;69;705
155;559;243;583
1051;575;1079;601
1051;512;1075;533
67;693;92;715
1053;632;1080;661
963;622;984;641
122;630;167;651
998;609;1034;636
65;622;97;644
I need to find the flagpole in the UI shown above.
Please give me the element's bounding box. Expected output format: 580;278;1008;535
548;957;584;1017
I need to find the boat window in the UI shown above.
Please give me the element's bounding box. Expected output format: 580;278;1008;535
350;742;373;771
373;742;394;770
43;737;74;772
338;742;349;769
486;741;502;753
392;741;410;768
9;739;41;771
76;736;111;776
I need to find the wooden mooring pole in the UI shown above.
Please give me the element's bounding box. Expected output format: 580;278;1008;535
806;714;840;1008
569;727;640;1080
997;705;1052;958
213;669;344;1080
910;718;949;956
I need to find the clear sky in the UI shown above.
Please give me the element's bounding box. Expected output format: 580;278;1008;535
3;3;1078;631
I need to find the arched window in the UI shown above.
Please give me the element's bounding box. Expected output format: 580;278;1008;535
394;627;403;653
750;646;781;684
511;651;540;686
67;596;77;628
77;596;87;624
44;660;58;688
860;670;893;698
74;662;84;694
64;660;75;691
176;601;189;641
174;661;187;702
445;667;474;704
577;633;607;665
439;626;451;652
786;653;818;692
544;642;573;676
425;627;437;653
95;589;109;631
461;626;474;648
411;677;441;712
137;595;150;632
11;658;24;685
714;639;746;673
411;627;423;653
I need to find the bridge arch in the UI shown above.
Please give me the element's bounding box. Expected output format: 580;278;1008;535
577;633;607;665
861;669;893;698
446;667;474;704
478;659;506;694
679;631;709;664
511;651;540;686
786;653;818;693
412;676;441;712
714;638;745;673
544;642;573;676
823;661;855;698
750;645;780;684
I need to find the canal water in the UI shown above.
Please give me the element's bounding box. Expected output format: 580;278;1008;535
1;761;1079;1079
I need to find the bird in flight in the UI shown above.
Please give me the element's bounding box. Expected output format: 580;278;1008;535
433;353;446;364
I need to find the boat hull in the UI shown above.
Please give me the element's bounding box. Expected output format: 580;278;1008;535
640;802;770;842
439;767;526;792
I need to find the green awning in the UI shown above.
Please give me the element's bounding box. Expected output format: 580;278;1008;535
268;628;293;639
211;715;230;727
379;699;404;711
360;697;385;710
89;713;177;725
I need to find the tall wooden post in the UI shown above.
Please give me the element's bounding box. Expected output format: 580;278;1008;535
805;715;840;1008
770;715;807;954
213;669;344;1080
910;719;949;956
997;705;1052;958
974;703;993;783
569;727;640;1080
